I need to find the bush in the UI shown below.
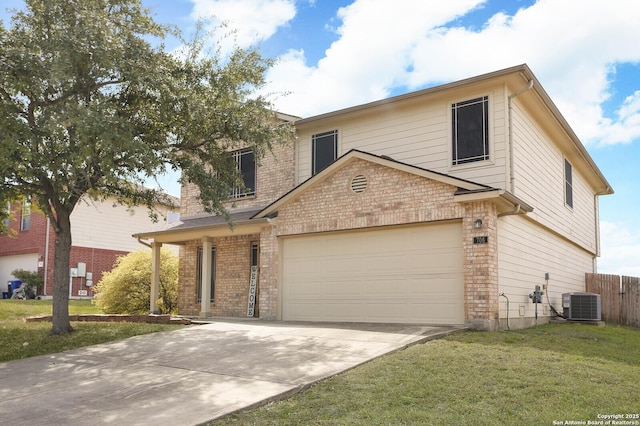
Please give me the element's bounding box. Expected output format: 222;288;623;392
92;249;178;314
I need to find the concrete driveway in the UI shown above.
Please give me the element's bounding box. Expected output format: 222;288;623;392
0;320;461;425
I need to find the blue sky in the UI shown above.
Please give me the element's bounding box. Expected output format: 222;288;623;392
2;0;639;275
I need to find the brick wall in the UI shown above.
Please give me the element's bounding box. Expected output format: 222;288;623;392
0;202;48;257
462;202;499;330
180;139;296;217
275;159;467;235
178;234;260;317
177;156;502;329
66;246;128;297
261;158;499;329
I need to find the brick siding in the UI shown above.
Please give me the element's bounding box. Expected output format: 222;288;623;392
178;234;260;317
262;158;499;329
178;155;501;329
180;139;296;217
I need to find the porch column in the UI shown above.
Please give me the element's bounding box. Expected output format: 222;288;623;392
200;237;212;317
150;242;162;314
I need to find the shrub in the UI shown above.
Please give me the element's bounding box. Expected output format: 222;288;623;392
92;249;178;314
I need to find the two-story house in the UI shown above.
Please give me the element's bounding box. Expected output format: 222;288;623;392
1;196;177;298
134;64;612;330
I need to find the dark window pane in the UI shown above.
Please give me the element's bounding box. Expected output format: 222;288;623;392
251;243;259;267
231;149;256;198
312;130;338;174
240;151;256;194
452;97;488;165
565;160;573;208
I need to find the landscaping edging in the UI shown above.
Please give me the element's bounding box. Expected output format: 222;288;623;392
25;314;193;325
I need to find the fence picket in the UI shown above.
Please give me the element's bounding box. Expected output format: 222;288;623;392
621;276;640;328
585;273;640;328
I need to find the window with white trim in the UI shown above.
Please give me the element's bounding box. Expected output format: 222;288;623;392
230;149;256;198
312;130;338;175
452;96;489;165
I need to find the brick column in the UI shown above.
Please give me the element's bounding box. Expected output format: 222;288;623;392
463;202;499;330
258;224;278;320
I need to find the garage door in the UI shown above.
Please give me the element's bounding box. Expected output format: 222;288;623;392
282;222;464;324
0;254;39;292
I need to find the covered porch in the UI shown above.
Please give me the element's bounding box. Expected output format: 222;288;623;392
133;208;273;318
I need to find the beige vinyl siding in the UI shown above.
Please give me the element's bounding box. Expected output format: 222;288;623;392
72;197;173;252
510;99;597;253
296;85;509;189
497;215;594;321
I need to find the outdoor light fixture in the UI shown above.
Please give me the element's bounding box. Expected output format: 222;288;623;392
474;219;483;229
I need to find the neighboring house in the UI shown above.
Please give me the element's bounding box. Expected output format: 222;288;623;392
134;64;612;330
1;196;177;298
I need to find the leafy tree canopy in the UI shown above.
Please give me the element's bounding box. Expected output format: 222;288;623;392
0;0;294;334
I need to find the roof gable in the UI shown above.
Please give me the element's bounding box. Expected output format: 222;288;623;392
253;149;495;219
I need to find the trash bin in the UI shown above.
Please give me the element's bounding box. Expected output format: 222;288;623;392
2;292;8;299
8;280;21;298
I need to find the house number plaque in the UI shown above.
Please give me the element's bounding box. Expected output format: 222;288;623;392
473;236;489;244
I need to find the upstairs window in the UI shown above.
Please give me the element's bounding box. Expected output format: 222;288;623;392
452;96;489;165
564;159;573;208
21;200;31;231
312;130;338;175
230;149;256;198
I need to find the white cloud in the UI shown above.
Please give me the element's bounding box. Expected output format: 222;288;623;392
262;0;640;147
595;91;640;145
190;0;296;52
598;221;640;277
265;0;485;116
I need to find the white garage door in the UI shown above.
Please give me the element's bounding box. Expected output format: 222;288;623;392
0;254;39;292
282;222;464;324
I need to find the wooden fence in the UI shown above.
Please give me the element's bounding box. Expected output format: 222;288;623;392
585;273;640;328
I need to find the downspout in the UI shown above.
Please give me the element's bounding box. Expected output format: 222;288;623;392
498;203;521;218
136;237;152;248
508;79;534;193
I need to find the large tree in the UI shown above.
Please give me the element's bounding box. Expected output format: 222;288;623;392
0;0;293;334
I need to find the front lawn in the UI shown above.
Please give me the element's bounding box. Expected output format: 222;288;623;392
215;324;640;425
0;299;182;362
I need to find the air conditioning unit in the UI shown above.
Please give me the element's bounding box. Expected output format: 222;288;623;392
562;292;601;321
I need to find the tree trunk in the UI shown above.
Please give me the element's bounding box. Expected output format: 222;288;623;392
51;208;74;335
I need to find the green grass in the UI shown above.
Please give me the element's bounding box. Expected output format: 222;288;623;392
215;324;640;425
0;299;182;362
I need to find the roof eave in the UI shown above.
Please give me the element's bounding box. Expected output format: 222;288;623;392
132;217;271;244
454;189;534;215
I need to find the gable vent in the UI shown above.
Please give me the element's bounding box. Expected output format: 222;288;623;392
351;175;368;193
